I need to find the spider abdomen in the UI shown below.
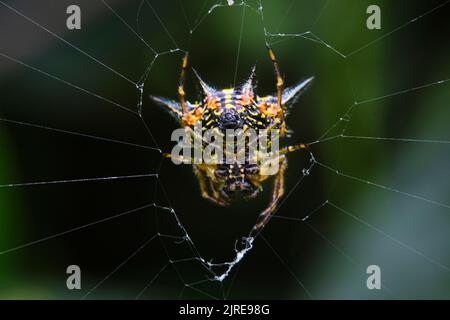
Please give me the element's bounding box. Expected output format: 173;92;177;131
200;88;275;132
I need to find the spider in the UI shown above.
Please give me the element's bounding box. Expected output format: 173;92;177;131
150;45;313;236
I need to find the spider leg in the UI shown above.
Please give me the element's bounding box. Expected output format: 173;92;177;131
250;156;287;237
279;142;309;155
266;45;284;116
208;177;228;204
149;96;199;122
193;165;229;206
178;52;189;124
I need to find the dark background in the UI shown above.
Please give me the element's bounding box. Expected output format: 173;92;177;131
0;0;449;299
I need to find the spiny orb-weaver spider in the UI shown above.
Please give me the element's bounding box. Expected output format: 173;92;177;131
151;46;313;236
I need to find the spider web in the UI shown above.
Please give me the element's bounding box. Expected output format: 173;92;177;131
0;0;449;299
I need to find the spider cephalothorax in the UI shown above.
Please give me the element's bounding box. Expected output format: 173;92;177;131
215;163;261;200
151;46;313;235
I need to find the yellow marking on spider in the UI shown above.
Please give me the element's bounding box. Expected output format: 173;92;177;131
277;77;284;87
268;47;276;61
182;54;188;68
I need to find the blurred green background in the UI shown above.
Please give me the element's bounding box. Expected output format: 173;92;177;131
0;0;449;299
